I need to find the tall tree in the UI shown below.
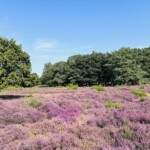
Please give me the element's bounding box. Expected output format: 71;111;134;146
111;48;147;85
52;61;70;86
41;47;150;86
0;37;38;88
41;62;54;86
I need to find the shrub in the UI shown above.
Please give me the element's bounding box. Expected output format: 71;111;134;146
129;89;147;101
105;100;122;110
91;85;104;91
27;98;43;108
67;84;78;90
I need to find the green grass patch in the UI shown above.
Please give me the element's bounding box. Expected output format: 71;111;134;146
139;85;145;89
123;126;133;141
2;86;23;91
67;84;78;90
129;89;147;101
105;100;122;110
91;85;104;91
27;98;43;108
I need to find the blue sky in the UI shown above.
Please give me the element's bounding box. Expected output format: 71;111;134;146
0;0;150;76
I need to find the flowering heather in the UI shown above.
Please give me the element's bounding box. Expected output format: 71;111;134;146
0;85;150;149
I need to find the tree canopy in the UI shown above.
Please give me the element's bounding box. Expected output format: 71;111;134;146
0;37;39;88
1;36;149;87
41;47;150;86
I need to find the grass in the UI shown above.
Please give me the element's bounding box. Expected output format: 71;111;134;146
67;84;78;90
91;85;104;91
2;86;23;91
123;126;133;141
27;98;43;108
105;100;122;110
139;85;145;89
129;88;147;101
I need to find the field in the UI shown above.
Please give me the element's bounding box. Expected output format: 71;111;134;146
0;85;150;150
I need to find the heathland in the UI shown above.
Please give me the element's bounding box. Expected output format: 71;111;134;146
0;85;150;149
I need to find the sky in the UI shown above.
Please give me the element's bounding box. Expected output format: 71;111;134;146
0;0;150;76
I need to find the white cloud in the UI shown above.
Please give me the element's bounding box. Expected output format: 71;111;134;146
135;46;149;49
35;39;58;49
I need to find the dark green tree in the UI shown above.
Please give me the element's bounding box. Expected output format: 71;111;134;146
52;61;70;86
41;62;54;86
41;47;150;86
68;52;104;86
135;47;150;83
41;61;70;86
110;48;147;85
0;37;38;88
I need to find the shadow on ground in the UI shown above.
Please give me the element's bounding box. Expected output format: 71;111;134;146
0;95;29;100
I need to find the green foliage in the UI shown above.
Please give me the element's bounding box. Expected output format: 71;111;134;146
129;89;147;101
27;98;43;108
105;100;122;110
140;96;146;102
136;47;150;79
41;62;54;86
67;84;78;90
3;86;23;91
28;73;40;87
41;61;70;86
96;85;104;91
0;37;39;89
106;48;147;85
52;61;70;86
123;126;133;141
68;52;104;86
41;47;150;87
139;85;145;89
91;85;104;91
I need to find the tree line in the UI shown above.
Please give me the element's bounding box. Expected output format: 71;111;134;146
0;37;150;88
41;47;150;86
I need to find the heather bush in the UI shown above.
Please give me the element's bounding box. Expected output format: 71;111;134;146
40;102;80;122
0;85;150;149
0;125;30;149
0;103;45;126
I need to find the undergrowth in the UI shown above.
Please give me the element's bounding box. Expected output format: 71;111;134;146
91;85;104;91
67;84;78;90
